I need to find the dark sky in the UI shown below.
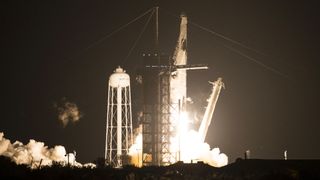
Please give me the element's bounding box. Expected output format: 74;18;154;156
1;0;320;163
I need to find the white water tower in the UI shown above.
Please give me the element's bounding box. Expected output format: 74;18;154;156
105;66;133;167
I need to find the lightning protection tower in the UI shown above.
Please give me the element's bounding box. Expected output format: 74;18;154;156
105;66;133;167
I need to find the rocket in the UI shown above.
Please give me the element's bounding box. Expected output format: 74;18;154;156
170;14;188;111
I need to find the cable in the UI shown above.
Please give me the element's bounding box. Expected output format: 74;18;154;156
190;22;290;79
223;44;290;79
164;11;289;79
84;7;154;51
164;11;266;56
189;21;268;57
64;7;154;64
121;8;155;65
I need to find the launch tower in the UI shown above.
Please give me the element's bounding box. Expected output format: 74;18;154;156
140;9;208;166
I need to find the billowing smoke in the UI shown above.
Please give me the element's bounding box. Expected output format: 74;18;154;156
128;133;142;167
0;132;95;169
54;98;82;127
128;130;228;167
128;112;228;167
173;130;228;167
128;125;143;167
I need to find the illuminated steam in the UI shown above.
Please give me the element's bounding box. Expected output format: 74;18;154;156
172;129;228;167
172;112;228;167
129;112;228;167
169;108;228;167
0;132;95;169
128;132;143;167
55;98;82;127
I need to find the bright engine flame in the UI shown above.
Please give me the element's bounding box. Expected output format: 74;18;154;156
172;112;228;167
128;133;143;167
129;111;228;167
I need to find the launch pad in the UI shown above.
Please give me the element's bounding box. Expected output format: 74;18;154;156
105;7;226;167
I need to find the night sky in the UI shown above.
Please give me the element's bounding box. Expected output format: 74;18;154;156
2;0;320;163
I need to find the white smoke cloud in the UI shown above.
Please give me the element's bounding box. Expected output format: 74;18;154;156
55;98;82;127
129;132;143;167
0;132;10;155
177;130;228;167
127;111;228;167
128;130;228;167
0;132;95;169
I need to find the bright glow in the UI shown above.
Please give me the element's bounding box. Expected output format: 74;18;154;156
128;111;228;167
128;133;142;167
172;111;228;167
178;112;189;135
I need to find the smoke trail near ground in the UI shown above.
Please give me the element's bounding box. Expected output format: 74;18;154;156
0;132;95;169
54;98;82;127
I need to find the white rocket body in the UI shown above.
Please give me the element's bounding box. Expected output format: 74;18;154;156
170;15;188;112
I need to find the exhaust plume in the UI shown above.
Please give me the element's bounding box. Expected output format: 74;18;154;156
0;132;90;169
128;112;228;167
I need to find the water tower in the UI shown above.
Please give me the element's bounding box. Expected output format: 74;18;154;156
105;66;133;167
